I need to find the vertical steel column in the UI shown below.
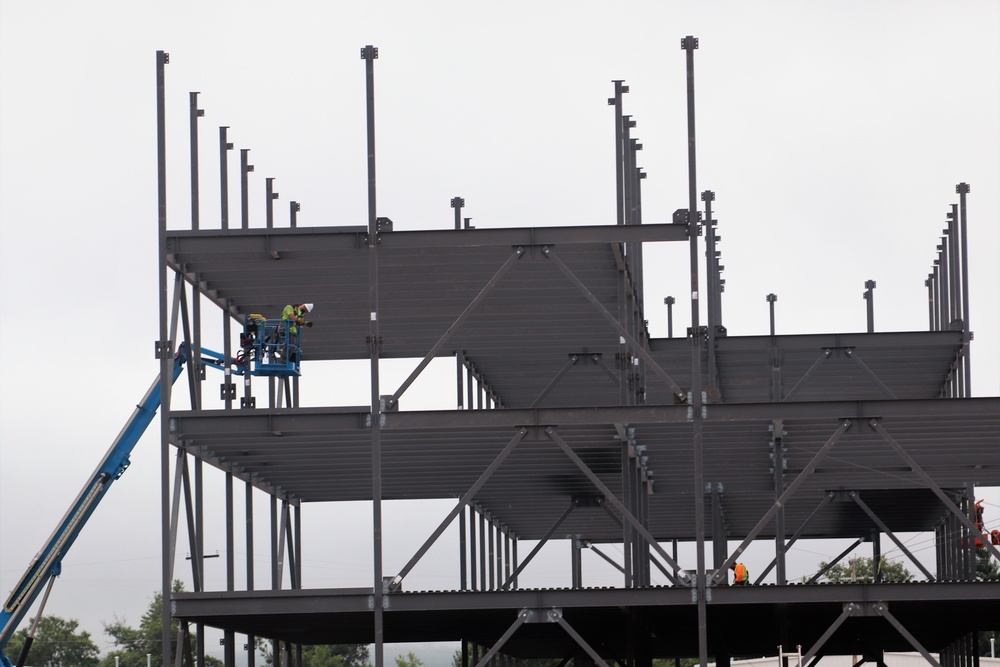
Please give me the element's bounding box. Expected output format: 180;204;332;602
621;442;633;587
469;506;478;590
240;149;253;230
456;353;464;410
939;237;950;330
965;484;977;581
956;183;972;395
223;306;234;410
478;508;487;589
266;177;278;229
773;431;786;585
623;117;634;226
703;191;718;390
767;294;777;337
452;197;465;230
224;473;235;667
459;505;468;590
948;207;960;328
155;49;175;667
571;537;583;588
290;201;300;228
711;484;726;573
610;80;627;227
487;515;495;590
611;82;630;407
871;529;882;583
864;280;876;334
188;92;206;667
246;482;255;667
270;495;279;663
681;34;709;667
511;537;518;590
189;93;203;231
494;522;502;590
220;127;232;229
361;43;384;667
931;263;941;332
665;297;675;338
194;454;205;667
504;530;511;587
926;277;935;331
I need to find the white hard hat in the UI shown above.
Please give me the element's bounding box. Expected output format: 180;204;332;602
303;303;314;312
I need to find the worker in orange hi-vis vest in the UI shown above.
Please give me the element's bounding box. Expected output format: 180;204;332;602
731;562;749;586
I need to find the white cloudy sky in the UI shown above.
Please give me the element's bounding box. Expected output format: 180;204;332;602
1;1;998;663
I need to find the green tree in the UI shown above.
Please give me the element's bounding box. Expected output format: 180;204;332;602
817;556;914;583
98;581;223;667
264;644;370;667
5;616;100;667
394;652;423;667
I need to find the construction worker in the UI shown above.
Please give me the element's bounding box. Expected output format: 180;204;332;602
282;303;314;336
731;562;749;586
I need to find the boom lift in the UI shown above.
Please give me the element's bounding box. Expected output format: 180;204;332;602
0;349;187;667
1;317;308;666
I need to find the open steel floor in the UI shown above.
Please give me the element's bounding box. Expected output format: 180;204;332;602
165;222;1000;659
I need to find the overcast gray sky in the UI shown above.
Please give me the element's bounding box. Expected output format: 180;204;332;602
2;1;998;662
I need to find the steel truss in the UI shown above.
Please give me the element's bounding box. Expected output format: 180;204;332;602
151;40;998;667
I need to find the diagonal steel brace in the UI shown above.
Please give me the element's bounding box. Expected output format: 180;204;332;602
540;246;686;400
389;428;528;590
755;492;835;584
782;349;831;401
550;608;612;667
845;349;897;399
500;500;577;589
800;603;857;667
870;419;1000;563
805;537;865;584
546;427;687;585
849;491;934;581
712;420;852;584
531;355;583;408
874;602;942;667
473;608;533;667
388;246;525;409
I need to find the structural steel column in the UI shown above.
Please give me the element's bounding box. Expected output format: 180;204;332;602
361;44;385;667
956;183;972;396
681;34;709;667
155;49;174;667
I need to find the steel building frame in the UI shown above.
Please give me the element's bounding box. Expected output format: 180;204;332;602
152;42;999;667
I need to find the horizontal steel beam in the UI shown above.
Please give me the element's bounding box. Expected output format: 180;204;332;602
170;397;1000;433
166;223;689;256
171;579;1000;618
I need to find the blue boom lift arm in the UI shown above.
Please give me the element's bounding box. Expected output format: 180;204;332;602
0;348;187;667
